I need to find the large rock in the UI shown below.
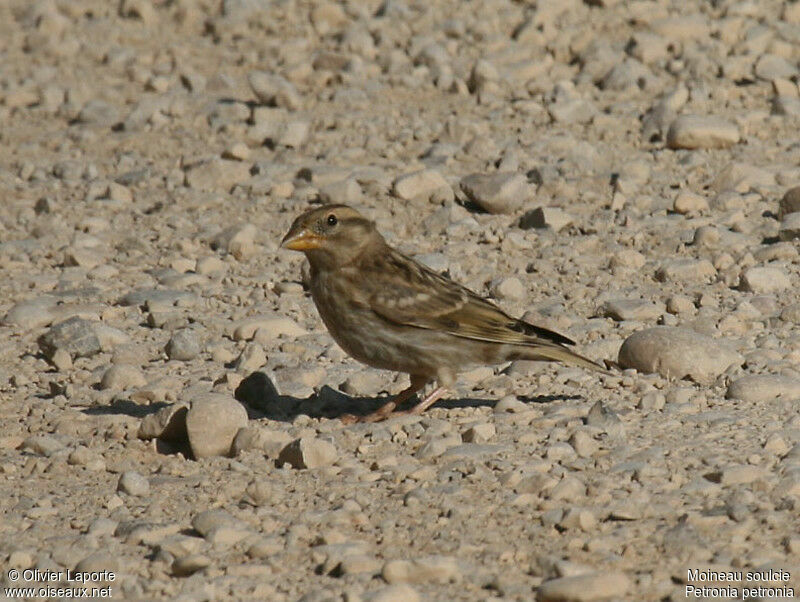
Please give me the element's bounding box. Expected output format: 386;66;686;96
779;186;800;218
232;426;293;458
779;212;800;241
618;327;742;383
537;572;631;601
392;169;449;202
138;403;189;441
655;259;716;283
185;394;248;459
247;71;302;110
460;172;529;214
726;375;800;403
231;315;307;341
234;371;281;412
382;556;461;584
38;317;102;360
666;115;740;149
278;437;338;469
739;267;791;294
100;364;147;390
519;207;573;231
165;329;202;361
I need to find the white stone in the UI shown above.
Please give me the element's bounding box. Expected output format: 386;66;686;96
278;437;338;469
537;572;632;601
666;115;740;149
740;267;791;293
185;394;248;459
382;556;460;584
618;327;742;384
726;375;800;403
460;172;529;214
779;212;800;241
392;169;449;201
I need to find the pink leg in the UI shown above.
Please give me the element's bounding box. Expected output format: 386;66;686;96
341;375;429;424
406;386;448;415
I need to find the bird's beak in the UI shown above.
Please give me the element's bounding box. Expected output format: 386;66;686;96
281;227;322;251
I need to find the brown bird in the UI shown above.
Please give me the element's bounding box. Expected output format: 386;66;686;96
281;204;606;423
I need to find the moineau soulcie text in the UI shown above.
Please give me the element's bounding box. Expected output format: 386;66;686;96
21;569;115;583
687;568;791;582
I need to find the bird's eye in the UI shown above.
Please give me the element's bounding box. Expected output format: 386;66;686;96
326;214;338;226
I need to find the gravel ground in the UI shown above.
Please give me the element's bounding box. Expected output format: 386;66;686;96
1;0;800;600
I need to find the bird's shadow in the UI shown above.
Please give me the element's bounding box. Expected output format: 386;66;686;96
82;398;170;418
235;372;585;422
73;373;586;425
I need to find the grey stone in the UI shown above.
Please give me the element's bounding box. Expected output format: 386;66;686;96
211;223;257;258
462;423;495;443
364;585;420;602
439;443;508;459
38;317;102;360
278;437;338;469
705;465;767;485
232;426;293;458
138;403;189;442
3;296;60;329
779;186;800;218
548;98;597;124
118;289;197;308
754;54;798;81
166;329;202;361
773;96;800;117
779;212;800;241
100;364;147;390
666;115;740;149
233;343;267;373
382;556;460;584
537;572;631;601
21;435;64;457
460;172;528;214
232;315;307;340
618;327;743;383
234;372;281;412
492;277;525;301
520;207;573;231
185;158;252;195
172;554;211;576
392;169;449;201
656;259;716;283
248;71;302;110
781;303;800;324
601;299;664;321
185;394;249;459
77;100;119;126
740;267;791;294
726;375;800;403
118;471;150;496
585;401;625;439
192;509;244;537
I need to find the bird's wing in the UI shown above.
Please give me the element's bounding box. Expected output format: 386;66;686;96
357;248;576;348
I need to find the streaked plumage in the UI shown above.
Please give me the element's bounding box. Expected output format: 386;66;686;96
281;204;606;422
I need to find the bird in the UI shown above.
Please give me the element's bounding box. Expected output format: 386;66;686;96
281;204;607;423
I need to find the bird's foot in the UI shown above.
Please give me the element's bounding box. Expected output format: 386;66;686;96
340;386;448;424
340;400;398;424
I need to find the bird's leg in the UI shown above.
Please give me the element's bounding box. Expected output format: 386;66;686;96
341;375;429;424
405;386;448;415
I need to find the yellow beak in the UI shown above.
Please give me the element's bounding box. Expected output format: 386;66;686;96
281;228;322;251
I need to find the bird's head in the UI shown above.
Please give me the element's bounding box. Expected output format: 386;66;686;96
281;204;382;269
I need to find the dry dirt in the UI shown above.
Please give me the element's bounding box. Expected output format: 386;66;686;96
1;0;800;600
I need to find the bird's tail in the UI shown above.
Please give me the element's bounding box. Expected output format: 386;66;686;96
519;344;611;374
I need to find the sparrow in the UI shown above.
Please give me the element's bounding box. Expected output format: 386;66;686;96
281;204;606;423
